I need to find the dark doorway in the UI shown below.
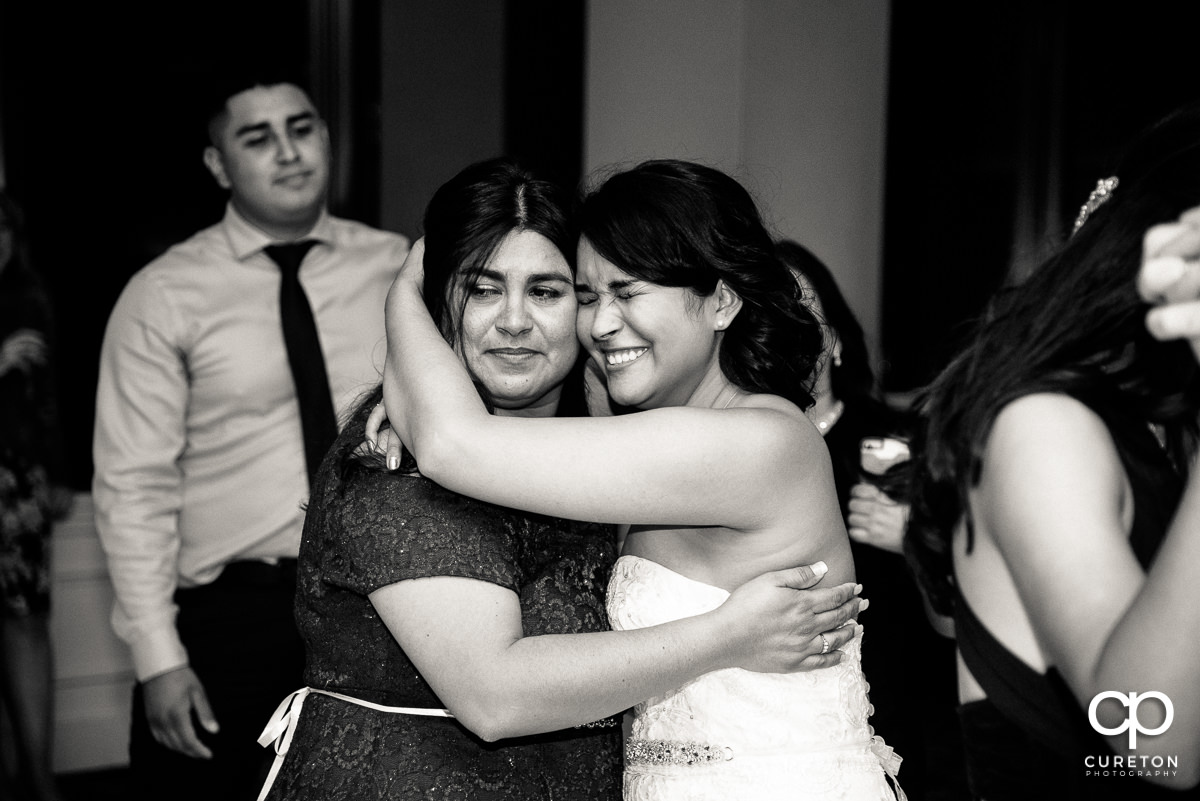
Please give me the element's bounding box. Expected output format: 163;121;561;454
880;2;1200;392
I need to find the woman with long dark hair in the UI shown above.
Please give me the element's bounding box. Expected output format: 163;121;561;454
258;158;863;801
907;103;1200;798
383;160;902;800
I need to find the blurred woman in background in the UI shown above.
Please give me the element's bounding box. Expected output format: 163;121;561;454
0;189;70;801
908;102;1200;798
780;240;963;800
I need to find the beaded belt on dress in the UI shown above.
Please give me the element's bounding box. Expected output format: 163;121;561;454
626;738;735;766
625;735;907;799
254;687;454;801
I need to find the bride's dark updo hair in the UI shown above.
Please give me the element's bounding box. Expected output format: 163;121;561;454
579;159;822;410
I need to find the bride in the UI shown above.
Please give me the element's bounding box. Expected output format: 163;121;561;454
383;160;902;800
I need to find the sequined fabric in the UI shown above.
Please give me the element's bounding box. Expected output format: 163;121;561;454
625;739;733;766
265;449;622;800
608;555;901;800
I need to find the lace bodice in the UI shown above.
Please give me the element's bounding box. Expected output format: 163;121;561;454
607;555;901;801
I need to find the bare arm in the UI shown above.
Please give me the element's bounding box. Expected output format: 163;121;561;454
369;564;863;741
382;243;818;528
973;395;1200;786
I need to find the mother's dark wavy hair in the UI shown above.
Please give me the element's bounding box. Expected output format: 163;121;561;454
331;157;583;481
420;157;576;347
906;101;1200;615
579;160;822;409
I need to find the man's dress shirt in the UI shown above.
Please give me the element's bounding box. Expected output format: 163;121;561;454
93;203;408;682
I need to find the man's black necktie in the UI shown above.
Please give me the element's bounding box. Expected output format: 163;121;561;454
264;241;338;487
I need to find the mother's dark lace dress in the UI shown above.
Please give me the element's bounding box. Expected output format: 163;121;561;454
264;422;622;800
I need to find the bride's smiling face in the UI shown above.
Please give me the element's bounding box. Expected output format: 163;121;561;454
574;237;724;410
455;230;579;415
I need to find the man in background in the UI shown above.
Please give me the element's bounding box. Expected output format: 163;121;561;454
93;73;408;800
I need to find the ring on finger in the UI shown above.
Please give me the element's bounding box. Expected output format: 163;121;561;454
819;632;831;655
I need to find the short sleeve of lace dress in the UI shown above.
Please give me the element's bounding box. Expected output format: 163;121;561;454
324;468;524;597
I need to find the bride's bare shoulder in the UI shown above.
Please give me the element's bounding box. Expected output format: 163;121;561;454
726;393;828;470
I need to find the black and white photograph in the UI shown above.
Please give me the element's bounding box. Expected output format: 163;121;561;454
1;2;1198;800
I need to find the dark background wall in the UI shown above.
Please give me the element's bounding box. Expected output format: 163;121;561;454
378;1;584;241
881;2;1200;390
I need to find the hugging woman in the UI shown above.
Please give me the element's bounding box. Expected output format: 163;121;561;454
257;158;862;801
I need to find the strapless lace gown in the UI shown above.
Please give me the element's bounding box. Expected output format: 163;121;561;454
607;555;902;801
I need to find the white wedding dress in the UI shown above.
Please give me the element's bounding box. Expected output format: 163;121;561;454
607;555;903;801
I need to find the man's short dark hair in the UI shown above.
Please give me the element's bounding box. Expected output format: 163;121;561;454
200;66;315;147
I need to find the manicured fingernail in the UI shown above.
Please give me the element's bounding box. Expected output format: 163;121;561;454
1146;308;1169;339
854;583;863;595
812;561;828;576
1146;306;1193;340
387;455;400;471
859;598;870;611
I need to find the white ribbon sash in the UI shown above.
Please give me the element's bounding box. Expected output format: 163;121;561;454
255;687;454;801
870;736;907;801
